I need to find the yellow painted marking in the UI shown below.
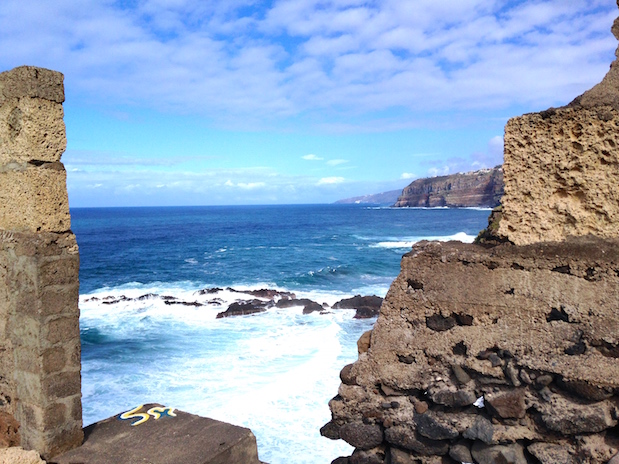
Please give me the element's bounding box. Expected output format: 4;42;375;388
119;404;150;426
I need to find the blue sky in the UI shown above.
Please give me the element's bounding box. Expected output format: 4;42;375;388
1;0;617;206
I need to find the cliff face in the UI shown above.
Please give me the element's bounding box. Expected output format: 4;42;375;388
323;5;619;464
394;167;503;208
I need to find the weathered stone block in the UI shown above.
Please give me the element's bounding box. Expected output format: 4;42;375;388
0;97;66;163
42;347;67;374
500;107;619;245
39;257;79;288
0;66;64;106
42;371;81;401
45;316;79;345
0;163;70;233
40;284;79;317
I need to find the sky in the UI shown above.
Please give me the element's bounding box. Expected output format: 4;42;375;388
1;0;617;206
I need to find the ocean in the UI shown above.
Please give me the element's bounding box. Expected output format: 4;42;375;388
72;204;490;464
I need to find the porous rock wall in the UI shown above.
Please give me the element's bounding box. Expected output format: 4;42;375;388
499;11;619;246
0;66;82;459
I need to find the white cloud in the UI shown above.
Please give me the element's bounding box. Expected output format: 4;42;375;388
400;172;415;180
317;176;345;185
326;159;348;166
0;0;615;128
302;154;324;160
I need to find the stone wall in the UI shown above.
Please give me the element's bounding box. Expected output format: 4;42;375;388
0;66;82;458
323;5;619;464
323;239;619;464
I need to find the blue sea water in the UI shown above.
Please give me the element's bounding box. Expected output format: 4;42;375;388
72;204;489;464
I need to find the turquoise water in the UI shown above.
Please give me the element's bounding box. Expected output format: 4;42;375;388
71;204;489;464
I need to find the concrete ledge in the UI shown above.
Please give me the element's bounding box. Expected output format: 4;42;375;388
49;404;264;464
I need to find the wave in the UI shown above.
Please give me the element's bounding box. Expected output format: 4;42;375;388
370;231;475;249
79;283;374;463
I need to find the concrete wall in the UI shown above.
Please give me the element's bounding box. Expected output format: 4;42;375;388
0;66;82;459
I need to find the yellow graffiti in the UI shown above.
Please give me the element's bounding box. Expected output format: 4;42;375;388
119;404;177;426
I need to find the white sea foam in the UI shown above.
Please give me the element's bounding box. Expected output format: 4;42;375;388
370;231;476;249
79;284;374;464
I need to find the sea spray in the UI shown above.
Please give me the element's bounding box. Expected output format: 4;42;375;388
73;205;489;463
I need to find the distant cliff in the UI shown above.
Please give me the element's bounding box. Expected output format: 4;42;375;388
393;166;503;208
335;189;401;206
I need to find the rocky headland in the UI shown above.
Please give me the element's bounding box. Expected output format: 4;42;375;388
393;167;504;209
322;5;619;464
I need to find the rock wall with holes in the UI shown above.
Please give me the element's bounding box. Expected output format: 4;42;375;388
0;66;83;459
322;238;619;464
322;5;619;464
498;12;619;246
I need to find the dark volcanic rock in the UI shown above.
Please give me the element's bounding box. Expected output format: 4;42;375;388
339;422;383;450
216;300;268;318
275;298;323;314
471;442;527;464
385;426;449;456
333;295;383;318
246;288;295;300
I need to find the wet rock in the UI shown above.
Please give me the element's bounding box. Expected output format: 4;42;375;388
471;442;527;464
339;423;384;450
197;287;223;294
333;295;383;318
216;300;267;318
275;298;322;314
485;389;526;419
385;426;449;456
246;288;295;299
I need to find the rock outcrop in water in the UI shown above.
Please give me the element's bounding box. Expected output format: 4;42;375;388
394;167;503;208
323;5;619;464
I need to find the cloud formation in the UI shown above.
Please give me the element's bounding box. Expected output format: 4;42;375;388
302;154;324;160
1;0;615;129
